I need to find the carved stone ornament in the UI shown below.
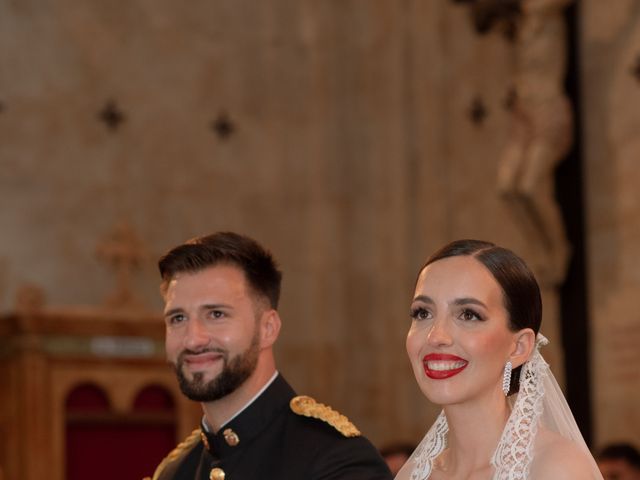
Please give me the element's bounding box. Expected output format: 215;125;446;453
98;99;126;131
211;111;235;139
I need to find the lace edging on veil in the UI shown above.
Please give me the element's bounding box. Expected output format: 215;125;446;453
490;335;548;479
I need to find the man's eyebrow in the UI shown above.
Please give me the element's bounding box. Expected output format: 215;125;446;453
164;303;234;316
450;297;487;308
200;303;233;310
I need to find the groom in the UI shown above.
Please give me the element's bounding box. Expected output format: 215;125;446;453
146;231;391;479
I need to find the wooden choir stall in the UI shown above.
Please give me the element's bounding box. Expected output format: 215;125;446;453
0;226;201;480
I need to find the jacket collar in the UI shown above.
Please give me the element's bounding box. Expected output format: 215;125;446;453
200;373;295;459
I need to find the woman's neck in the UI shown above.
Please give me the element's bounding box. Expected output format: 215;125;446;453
439;391;511;476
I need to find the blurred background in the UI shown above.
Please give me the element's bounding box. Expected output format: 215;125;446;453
1;1;639;479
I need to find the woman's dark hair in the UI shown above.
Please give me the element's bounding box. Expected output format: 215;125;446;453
159;232;282;309
420;239;542;395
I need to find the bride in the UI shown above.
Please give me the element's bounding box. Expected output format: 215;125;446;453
395;239;603;479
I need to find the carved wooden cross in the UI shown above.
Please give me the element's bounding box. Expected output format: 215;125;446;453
96;222;145;310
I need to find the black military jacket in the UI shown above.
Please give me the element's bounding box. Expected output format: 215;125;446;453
151;374;392;480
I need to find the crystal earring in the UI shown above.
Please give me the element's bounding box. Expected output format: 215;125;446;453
502;360;513;396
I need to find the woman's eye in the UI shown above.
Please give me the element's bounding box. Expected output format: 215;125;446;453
410;307;431;321
459;309;482;322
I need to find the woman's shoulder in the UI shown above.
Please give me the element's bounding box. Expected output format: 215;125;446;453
529;429;596;479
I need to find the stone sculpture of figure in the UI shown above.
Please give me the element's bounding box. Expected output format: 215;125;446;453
497;0;574;286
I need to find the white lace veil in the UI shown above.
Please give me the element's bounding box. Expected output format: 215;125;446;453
394;334;603;480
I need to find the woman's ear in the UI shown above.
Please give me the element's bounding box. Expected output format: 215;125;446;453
510;328;536;368
260;309;281;349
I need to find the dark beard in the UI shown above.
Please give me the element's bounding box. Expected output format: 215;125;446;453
173;332;260;402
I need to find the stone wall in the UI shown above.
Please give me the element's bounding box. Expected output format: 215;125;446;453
0;0;585;448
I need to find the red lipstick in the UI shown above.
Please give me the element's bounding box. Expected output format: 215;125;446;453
422;353;468;379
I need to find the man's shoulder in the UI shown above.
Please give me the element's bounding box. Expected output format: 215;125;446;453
143;429;202;480
279;395;393;478
287;395;362;438
262;376;362;441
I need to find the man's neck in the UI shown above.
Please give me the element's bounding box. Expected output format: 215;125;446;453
202;367;278;433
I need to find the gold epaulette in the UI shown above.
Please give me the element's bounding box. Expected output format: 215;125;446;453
146;428;201;480
290;395;361;438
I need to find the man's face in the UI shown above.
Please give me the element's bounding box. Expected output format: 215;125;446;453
599;459;640;480
163;264;264;402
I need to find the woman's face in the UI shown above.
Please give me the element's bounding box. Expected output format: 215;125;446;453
406;255;519;407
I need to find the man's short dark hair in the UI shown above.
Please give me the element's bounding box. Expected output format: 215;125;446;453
598;443;640;469
158;232;282;308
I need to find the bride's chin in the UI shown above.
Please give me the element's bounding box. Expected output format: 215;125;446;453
419;384;461;406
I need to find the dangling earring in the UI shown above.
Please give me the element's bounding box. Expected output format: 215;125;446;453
502;361;513;396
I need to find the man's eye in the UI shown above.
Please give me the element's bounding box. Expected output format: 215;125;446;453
210;310;225;319
168;314;185;325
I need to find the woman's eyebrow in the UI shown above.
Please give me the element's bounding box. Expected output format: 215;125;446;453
450;297;487;308
412;295;435;304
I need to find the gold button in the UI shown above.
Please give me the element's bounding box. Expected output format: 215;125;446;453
223;428;240;446
210;467;225;480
